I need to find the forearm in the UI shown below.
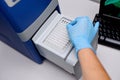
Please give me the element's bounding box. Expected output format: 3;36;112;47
78;48;110;80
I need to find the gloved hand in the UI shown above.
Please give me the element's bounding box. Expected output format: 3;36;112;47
66;16;99;55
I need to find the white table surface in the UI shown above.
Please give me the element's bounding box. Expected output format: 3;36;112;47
0;0;120;80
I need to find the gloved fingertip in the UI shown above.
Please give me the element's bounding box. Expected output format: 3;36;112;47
66;23;72;29
69;20;77;26
94;22;99;33
95;22;99;28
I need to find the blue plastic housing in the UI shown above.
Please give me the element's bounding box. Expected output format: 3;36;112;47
0;0;60;64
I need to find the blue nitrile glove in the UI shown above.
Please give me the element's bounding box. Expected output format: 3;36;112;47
66;16;99;55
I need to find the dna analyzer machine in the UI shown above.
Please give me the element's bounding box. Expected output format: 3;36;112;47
0;0;98;79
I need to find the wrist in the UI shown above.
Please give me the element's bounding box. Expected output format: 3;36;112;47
76;47;95;59
75;43;93;53
78;48;93;55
